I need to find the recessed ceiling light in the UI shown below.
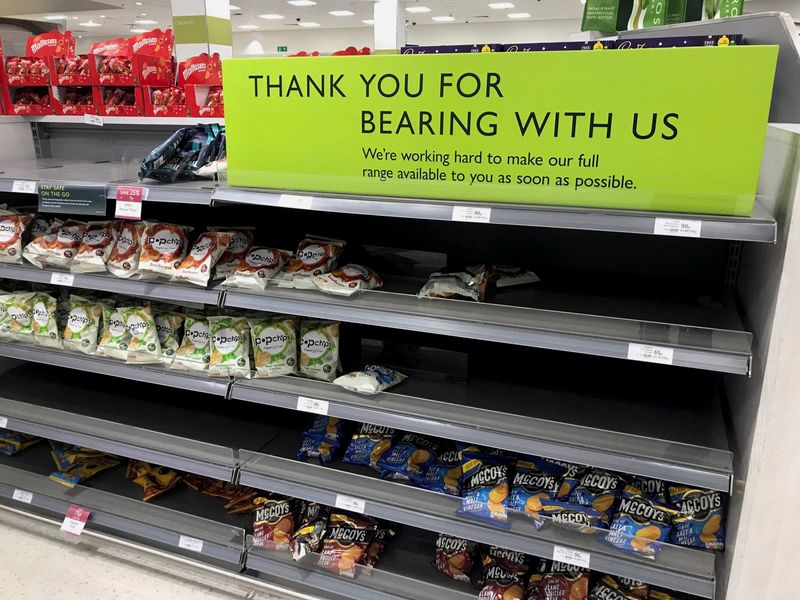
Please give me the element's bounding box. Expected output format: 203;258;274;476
99;14;106;18
229;4;241;9
71;16;78;19
135;1;142;5
139;13;147;16
406;5;431;13
507;12;530;18
489;2;515;8
238;24;259;29
432;15;455;21
288;0;316;6
362;19;375;24
329;10;354;16
298;21;320;26
258;13;284;19
135;19;157;25
129;28;147;33
43;15;68;20
80;21;102;27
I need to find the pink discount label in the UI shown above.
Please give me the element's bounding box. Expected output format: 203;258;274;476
61;504;92;536
115;186;148;220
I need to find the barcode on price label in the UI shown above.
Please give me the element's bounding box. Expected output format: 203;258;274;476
552;545;590;569
627;343;674;365
452;206;492;223
178;535;204;553
653;218;702;238
0;416;7;428
11;180;36;194
297;396;329;415
12;489;32;504
335;494;366;514
278;194;313;209
50;272;74;286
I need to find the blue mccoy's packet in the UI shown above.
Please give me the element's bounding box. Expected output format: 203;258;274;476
377;432;440;483
458;452;512;523
539;498;607;533
604;485;675;558
297;416;347;465
507;459;561;515
418;444;463;495
568;467;624;523
668;486;725;550
341;423;395;468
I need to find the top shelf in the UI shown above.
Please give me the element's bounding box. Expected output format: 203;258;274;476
0;115;224;126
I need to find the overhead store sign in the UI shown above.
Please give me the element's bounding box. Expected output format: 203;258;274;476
223;47;777;216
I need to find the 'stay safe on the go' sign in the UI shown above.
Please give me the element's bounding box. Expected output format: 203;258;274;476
223;47;777;216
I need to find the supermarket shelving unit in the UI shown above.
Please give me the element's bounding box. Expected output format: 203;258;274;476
2;12;800;600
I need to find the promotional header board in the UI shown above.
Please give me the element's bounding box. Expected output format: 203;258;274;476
223;47;777;216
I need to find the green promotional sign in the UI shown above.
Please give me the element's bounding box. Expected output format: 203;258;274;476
223;47;777;215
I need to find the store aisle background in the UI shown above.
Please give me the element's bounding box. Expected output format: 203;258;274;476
0;509;303;600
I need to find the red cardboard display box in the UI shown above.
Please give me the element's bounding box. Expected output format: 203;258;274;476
90;28;175;86
52;86;96;115
95;85;142;116
143;85;186;117
52;54;92;85
185;85;223;117
2;86;53;115
4;31;75;86
89;37;134;85
178;53;223;117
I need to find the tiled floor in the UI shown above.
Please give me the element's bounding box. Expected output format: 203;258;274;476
0;508;303;600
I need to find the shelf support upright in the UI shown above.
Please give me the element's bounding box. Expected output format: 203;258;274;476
373;0;406;54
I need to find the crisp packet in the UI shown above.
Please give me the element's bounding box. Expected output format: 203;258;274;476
208;315;251;378
211;227;254;279
0;292;34;341
62;294;102;354
418;444;463;496
297;416;345;465
107;221;149;279
508;459;561;516
342;423;395;469
299;319;340;381
377;432;440;483
126;460;182;502
333;365;406;395
0;430;41;455
589;576;640;600
297;436;341;465
528;568;590;600
311;264;382;297
604;485;674;558
568;468;624;521
418;266;488;302
539;499;607;533
222;246;292;291
626;476;668;503
478;563;527;600
668;486;725;550
433;534;475;584
317;513;376;578
31;292;61;348
277;236;346;289
49;455;120;488
171;316;210;371
155;311;184;365
252;494;295;549
70;221;118;274
617;577;649;599
97;304;130;359
0;209;33;263
120;305;162;364
138;222;192;278
459;451;512;522
171;230;232;287
290;501;330;561
250;315;297;377
489;265;540;288
23;219;87;269
360;524;395;568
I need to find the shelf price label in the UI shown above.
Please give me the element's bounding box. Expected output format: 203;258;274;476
115;186;147;220
277;194;314;209
0;416;7;428
12;489;33;504
552;545;590;569
335;494;366;514
178;535;204;553
653;218;702;238
83;113;104;127
11;180;37;194
452;206;492;223
297;396;329;415
627;343;674;365
50;272;74;287
61;505;91;536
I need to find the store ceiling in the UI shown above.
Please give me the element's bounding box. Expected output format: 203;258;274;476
6;0;587;37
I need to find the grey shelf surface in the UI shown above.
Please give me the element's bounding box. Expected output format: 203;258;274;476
212;186;777;243
239;436;717;599
0;263;223;306
222;280;752;375
0;158;216;205
230;370;733;492
0;462;246;567
0;341;230;397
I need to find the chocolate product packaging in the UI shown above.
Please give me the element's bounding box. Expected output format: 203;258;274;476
23;219;87;269
290;501;331;560
31;292;61;348
137;222;192;278
581;0;634;32
171;230;232;287
614;34;741;48
212;227;254;279
70;221;118;274
208;315;251;378
171;315;210;371
253;495;295;549
120;305;162;364
342;423;395;469
250;315;297;377
299;319;340;381
433;534;476;584
377;432;440;483
276;235;346;289
311;264;383;297
668;486;725;550
402;43;502;54
222;247;292;291
62;294;103;354
504;41;611;52
333;365;406;395
0;209;33;263
317;513;377;578
604;485;675;558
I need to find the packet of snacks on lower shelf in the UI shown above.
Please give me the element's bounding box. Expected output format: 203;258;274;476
120;305;162;364
62;295;103;354
137;222;192;278
360;524;394;568
668;486;725;551
97;303;131;360
604;485;675;558
26;215;55;241
589;576;640;600
311;264;382;297
417;265;488;302
23;220;87;269
299;319;340;381
70;221;118;274
433;534;476;584
222;247;292;291
31;292;61;348
171;315;210;371
459;451;513;523
342;423;396;469
477;563;527;600
208;315;251;378
489;265;540;288
155;311;184;365
290;501;330;561
252;494;295;549
377;433;440;484
250;315;297;378
211;227;254;279
0;430;41;456
333;365;406;395
126;460;182;502
107;221;151;279
527;563;590;600
49;455;120;488
0;209;33;263
0;292;35;341
275;235;346;289
318;513;377;578
171;230;232;287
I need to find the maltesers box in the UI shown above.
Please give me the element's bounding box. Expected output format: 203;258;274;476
4;31;76;87
2;86;53;115
185;85;223;117
143;85;187;117
51;55;92;86
177;53;222;117
95;85;142;116
89;37;134;86
401;43;503;54
51;86;96;115
89;28;175;87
